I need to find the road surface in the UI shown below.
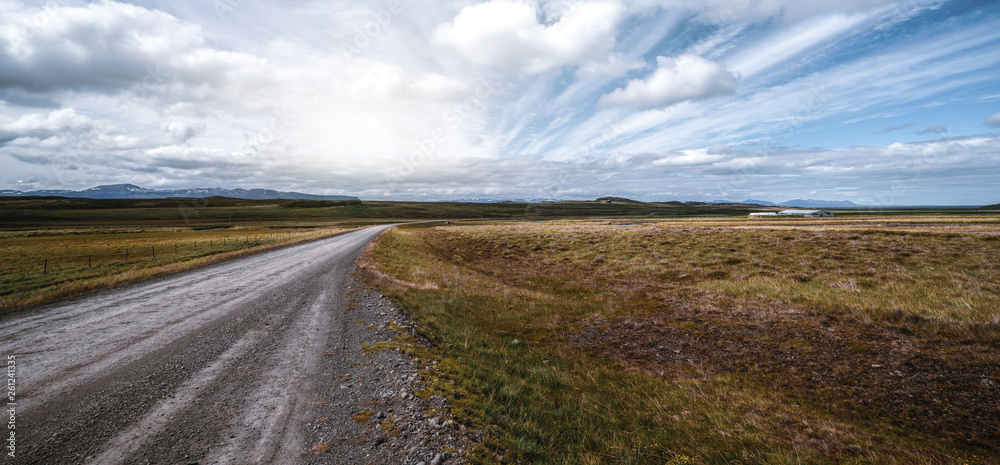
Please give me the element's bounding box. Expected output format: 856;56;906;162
0;225;411;464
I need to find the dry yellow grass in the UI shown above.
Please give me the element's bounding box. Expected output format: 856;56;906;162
0;226;357;312
364;217;1000;464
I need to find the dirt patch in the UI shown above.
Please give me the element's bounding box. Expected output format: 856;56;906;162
569;295;1000;456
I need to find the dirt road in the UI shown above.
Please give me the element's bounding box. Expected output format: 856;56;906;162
0;225;468;465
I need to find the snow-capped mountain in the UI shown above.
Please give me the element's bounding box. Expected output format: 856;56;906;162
1;184;359;201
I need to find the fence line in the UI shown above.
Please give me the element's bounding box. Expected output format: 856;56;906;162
27;231;322;276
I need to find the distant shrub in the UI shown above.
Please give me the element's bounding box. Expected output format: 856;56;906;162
280;199;362;208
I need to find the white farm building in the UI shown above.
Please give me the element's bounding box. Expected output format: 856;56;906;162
749;210;835;218
779;209;834;217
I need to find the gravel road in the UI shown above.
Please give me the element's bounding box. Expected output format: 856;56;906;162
1;225;472;465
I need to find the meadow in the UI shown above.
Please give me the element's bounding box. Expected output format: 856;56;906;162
362;216;1000;464
0;225;357;312
0;196;770;313
0;196;767;228
4;196;999;463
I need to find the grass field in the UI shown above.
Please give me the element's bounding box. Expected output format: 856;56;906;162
362;216;1000;464
4;197;999;462
0;196;875;228
0;196;769;313
0;225;357;312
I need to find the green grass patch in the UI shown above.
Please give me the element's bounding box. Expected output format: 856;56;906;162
364;219;1000;464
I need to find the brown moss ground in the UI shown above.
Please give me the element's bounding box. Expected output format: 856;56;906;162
569;294;999;455
369;218;1000;463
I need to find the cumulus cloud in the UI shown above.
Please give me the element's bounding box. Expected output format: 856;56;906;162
576;52;647;79
161;122;207;144
0;108;94;136
4;173;51;190
598;55;739;110
432;1;625;74
986;112;1000;127
0;109;207;160
0;2;203;96
0;1;489;167
0;0;994;205
332;135;1000;204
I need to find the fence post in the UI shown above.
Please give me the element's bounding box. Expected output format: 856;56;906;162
125;248;129;261
43;258;47;274
88;255;92;268
152;246;155;258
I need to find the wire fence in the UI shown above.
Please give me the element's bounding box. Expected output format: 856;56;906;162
21;232;316;276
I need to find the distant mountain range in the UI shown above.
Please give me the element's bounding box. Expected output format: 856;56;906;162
449;198;561;203
0;185;887;207
438;197;864;206
0;184;359;201
709;199;863;208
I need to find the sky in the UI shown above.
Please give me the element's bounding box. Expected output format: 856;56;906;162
1;0;999;205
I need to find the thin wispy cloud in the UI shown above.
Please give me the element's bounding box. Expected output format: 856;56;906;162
0;0;998;205
873;123;915;134
916;125;948;135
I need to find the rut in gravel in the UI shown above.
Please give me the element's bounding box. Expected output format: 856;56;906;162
0;225;443;465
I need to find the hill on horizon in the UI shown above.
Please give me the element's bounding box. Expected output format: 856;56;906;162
0;184;359;201
709;198;863;208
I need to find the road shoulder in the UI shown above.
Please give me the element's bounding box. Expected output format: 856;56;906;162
300;274;477;465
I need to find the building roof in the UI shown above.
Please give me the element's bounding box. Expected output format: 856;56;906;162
779;209;828;214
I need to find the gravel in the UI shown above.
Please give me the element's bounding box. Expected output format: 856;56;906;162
0;225;476;465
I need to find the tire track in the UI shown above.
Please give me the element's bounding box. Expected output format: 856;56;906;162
0;225;392;465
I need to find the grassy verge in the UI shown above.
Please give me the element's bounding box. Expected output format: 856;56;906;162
0;226;357;312
362;218;999;464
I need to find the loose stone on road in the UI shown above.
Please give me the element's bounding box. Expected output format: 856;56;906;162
0;225;473;464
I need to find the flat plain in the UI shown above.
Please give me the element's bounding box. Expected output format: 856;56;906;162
0;196;756;312
3;198;999;464
363;215;1000;464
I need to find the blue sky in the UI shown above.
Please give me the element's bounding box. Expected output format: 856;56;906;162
1;0;998;205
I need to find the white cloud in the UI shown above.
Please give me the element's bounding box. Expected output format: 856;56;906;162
0;1;492;165
0;108;202;158
651;148;725;167
432;1;625;74
0;2;204;95
1;108;94;135
986;112;1000;128
727;13;868;78
599;55;739;110
576;52;647;78
625;0;901;23
161;121;206;144
0;0;995;205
